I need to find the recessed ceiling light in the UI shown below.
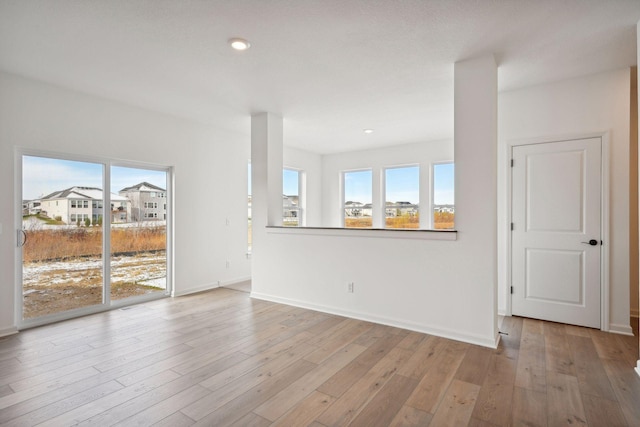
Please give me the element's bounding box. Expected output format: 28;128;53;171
363;129;374;134
229;38;251;51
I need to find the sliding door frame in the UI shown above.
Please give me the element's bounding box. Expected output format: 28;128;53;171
15;148;173;329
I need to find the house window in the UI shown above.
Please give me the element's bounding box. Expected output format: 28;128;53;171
283;168;301;227
71;200;77;208
433;162;455;229
385;166;419;229
70;214;76;222
83;200;89;208
343;170;372;228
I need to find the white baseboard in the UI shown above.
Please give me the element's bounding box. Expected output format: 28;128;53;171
173;282;220;297
250;291;498;349
173;276;251;297
636;361;640;378
0;326;18;338
608;323;634;336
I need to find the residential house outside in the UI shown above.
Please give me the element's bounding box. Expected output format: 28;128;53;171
119;182;167;221
38;186;131;225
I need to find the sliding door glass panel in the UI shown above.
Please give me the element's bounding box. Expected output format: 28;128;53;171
433;163;455;229
110;166;168;301
21;155;104;319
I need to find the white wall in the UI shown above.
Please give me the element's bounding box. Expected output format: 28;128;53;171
321;140;453;228
0;72;252;336
283;146;323;227
498;68;632;334
251;56;498;348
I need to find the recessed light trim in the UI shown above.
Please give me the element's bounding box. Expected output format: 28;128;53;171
363;129;374;134
229;38;251;51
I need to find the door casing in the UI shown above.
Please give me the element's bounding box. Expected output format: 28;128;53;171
505;132;610;331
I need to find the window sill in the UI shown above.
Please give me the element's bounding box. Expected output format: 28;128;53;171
265;226;457;241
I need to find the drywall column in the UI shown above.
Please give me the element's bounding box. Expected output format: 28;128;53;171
251;112;283;228
251;112;283;293
454;55;499;342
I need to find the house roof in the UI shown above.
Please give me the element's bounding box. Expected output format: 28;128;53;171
120;182;166;193
0;1;638;154
41;186;129;202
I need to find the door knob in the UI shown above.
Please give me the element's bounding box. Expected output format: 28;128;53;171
581;239;598;246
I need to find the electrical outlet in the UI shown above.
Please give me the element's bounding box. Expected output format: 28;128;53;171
347;282;354;293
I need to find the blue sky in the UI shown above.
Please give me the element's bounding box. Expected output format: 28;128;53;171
345;163;455;205
22;156;167;200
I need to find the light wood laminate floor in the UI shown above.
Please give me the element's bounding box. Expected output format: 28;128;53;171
0;288;638;426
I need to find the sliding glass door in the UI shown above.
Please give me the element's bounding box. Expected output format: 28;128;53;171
110;166;168;301
18;151;171;326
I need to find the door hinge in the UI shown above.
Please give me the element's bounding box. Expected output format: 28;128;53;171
510;159;514;167
510;223;514;231
510;286;514;294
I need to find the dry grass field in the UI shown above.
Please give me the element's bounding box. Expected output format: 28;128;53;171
345;213;455;229
23;226;166;262
22;226;167;319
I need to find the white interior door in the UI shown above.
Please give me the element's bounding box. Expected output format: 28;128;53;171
511;137;601;328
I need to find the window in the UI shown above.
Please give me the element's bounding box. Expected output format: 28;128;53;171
385;166;419;229
433;162;455;229
343;170;372;228
248;162;252;252
71;200;77;208
83;200;89;208
283;168;301;227
70;214;76;222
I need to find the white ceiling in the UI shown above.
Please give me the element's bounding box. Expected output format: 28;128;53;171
0;0;638;154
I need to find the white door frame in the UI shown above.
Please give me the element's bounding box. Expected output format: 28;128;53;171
14;147;174;330
505;132;610;331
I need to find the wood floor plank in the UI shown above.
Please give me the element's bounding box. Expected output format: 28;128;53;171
348;374;419;427
152;411;195;427
405;341;468;414
111;384;211;427
316;333;405;398
3;380;124;427
589;329;633;364
397;335;447;380
454;345;493;386
229;411;272;427
315;346;414;426
602;358;640;426
182;343;316;420
271;391;336;427
0;384;13;398
511;386;546;427
567;334;617;400
543;322;576;376
470;353;517;426
429;379;480;427
581;394;628;427
190;359;317;426
254;343;367;421
303;320;372;364
388;405;433;427
515;327;546;392
35;370;181;426
0;290;637;427
546;371;588;426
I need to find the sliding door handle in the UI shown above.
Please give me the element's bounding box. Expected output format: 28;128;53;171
17;229;27;247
